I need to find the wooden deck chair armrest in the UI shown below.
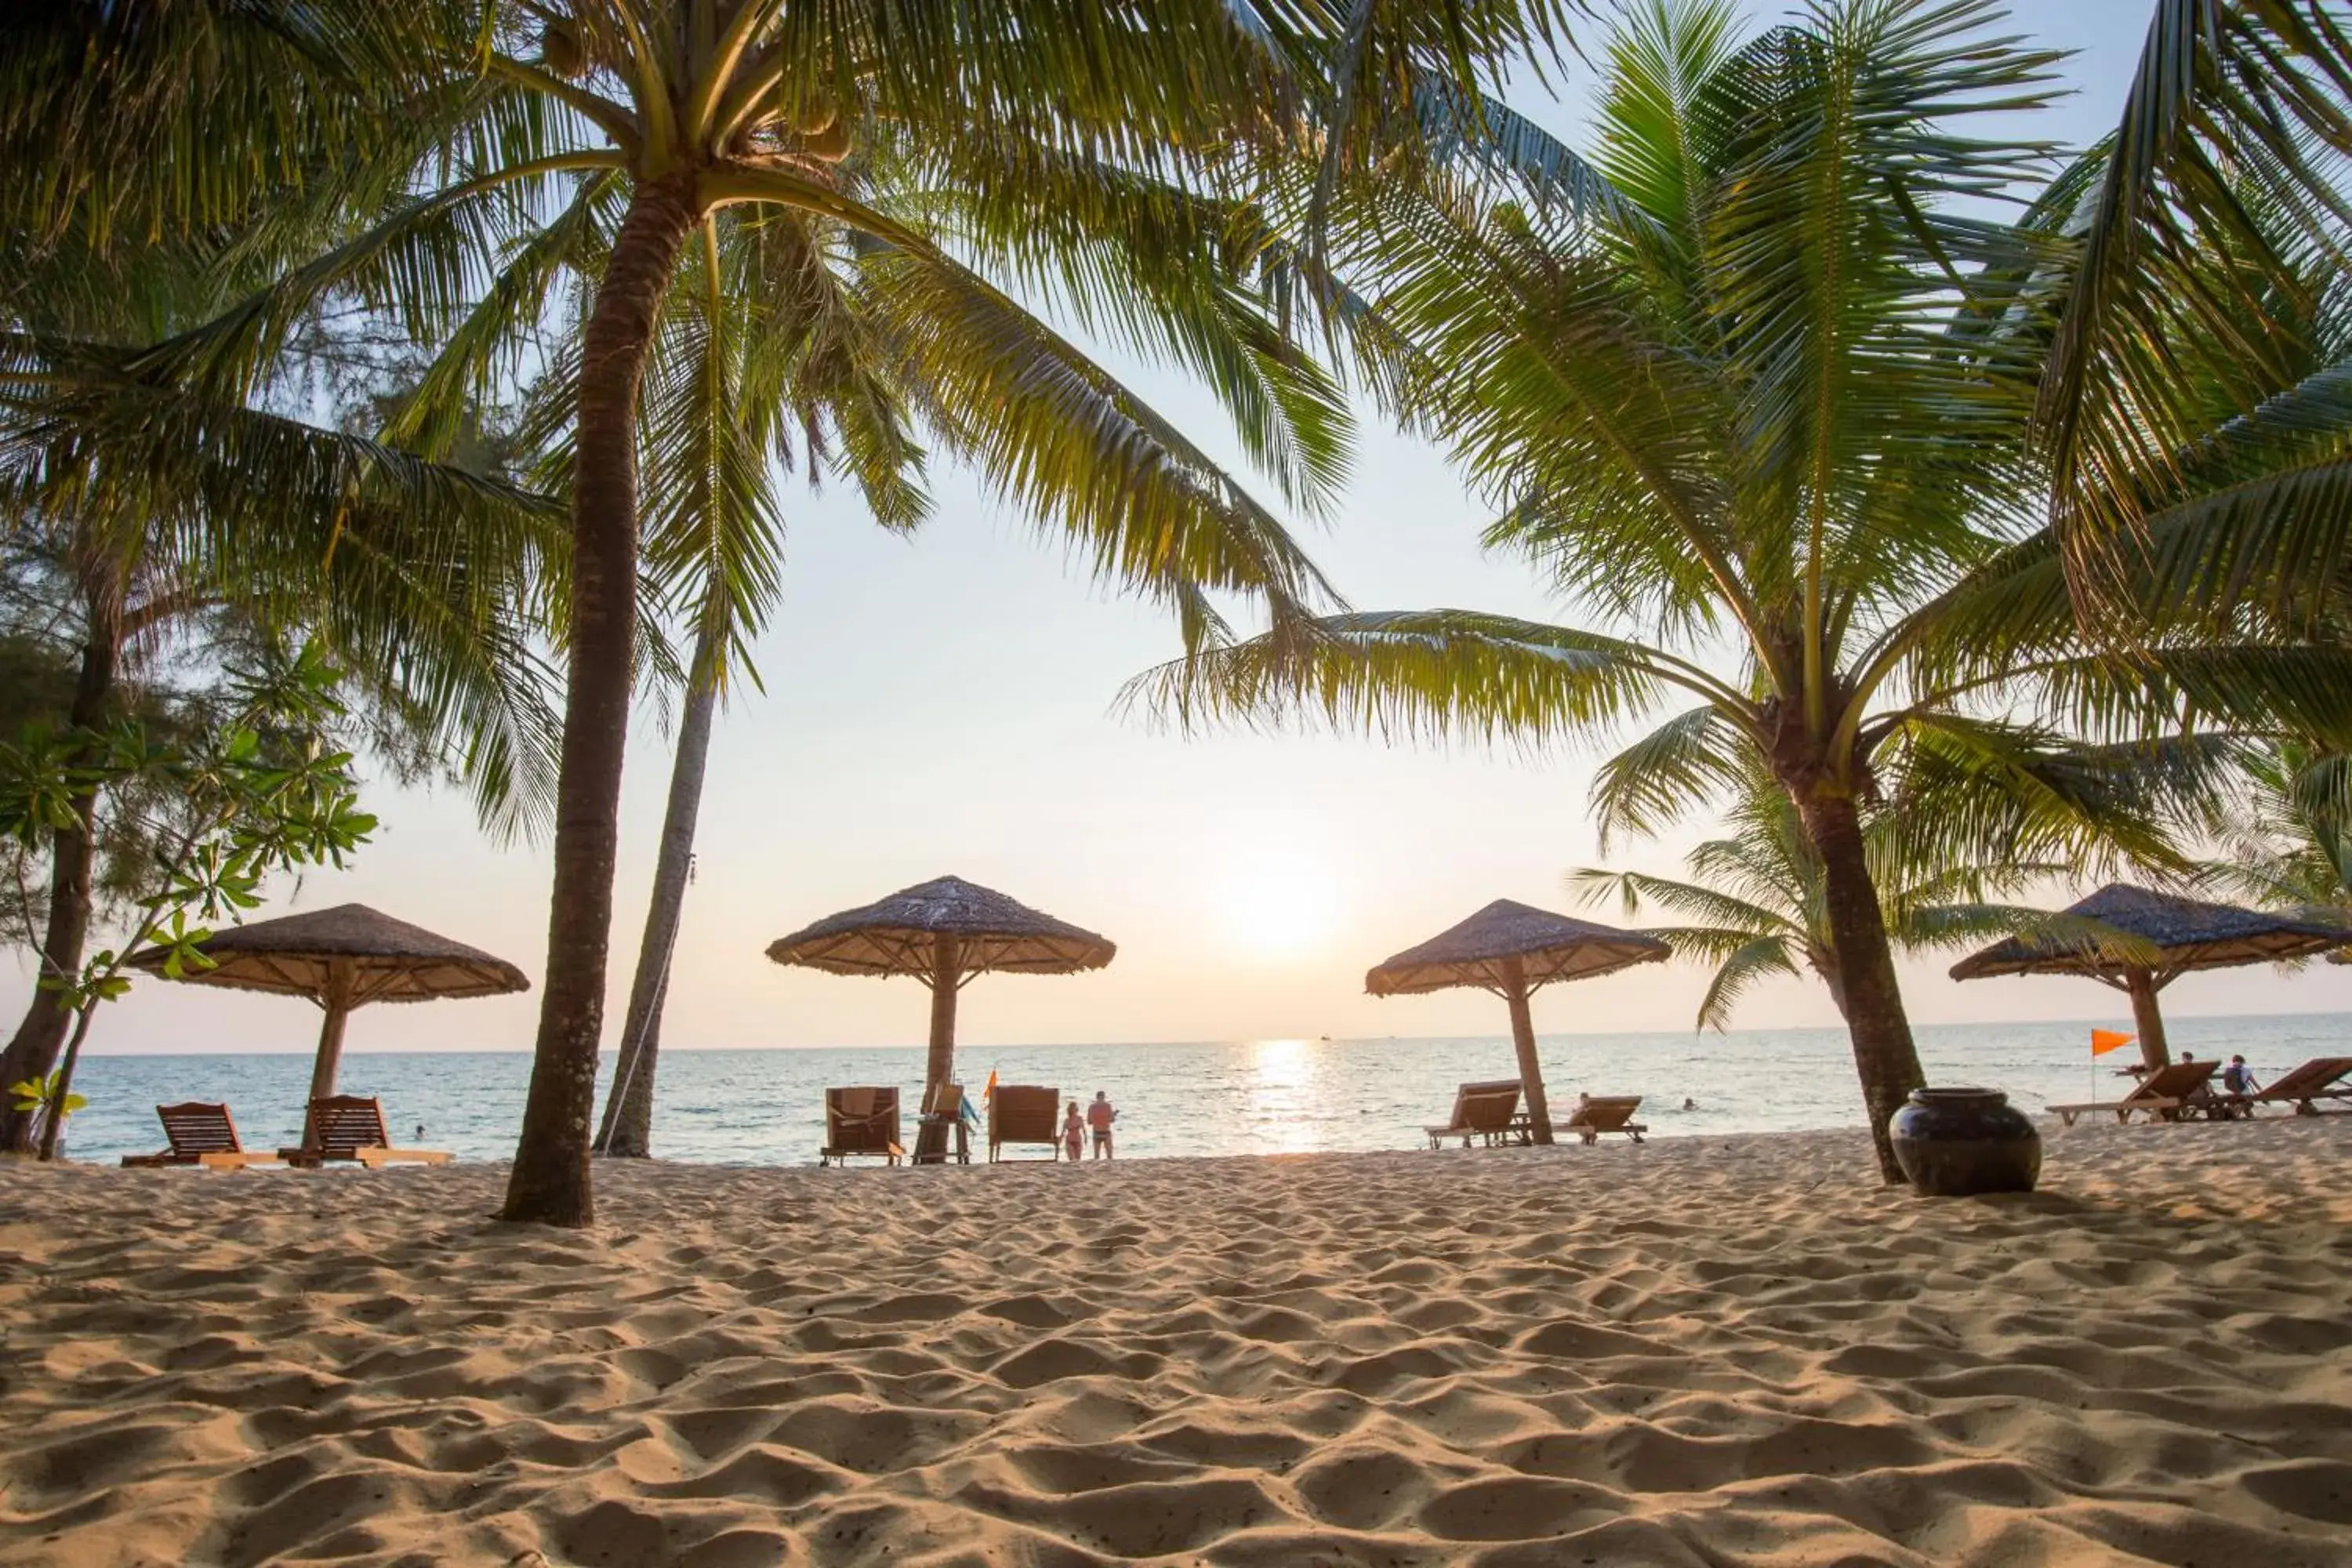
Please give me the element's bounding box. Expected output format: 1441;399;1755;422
198;1152;281;1170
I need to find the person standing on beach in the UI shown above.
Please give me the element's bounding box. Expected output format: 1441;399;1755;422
1087;1091;1118;1159
1061;1100;1085;1163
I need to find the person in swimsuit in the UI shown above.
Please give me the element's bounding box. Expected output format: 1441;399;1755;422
1061;1100;1085;1163
1087;1091;1117;1159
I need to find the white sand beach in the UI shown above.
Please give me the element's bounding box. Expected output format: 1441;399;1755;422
4;1119;2350;1566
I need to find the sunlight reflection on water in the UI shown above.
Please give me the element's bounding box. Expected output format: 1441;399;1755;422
1245;1038;1320;1154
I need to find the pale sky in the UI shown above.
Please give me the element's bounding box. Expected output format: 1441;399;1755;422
24;0;2352;1059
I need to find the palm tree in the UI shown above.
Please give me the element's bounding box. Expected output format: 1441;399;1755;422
574;207;919;1160
0;227;563;1158
1134;0;2352;1179
2199;744;2352;922
115;0;1604;1224
0;347;563;1152
0;2;579;1152
1570;752;2187;1031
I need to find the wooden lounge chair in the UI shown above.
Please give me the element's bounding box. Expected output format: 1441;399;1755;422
2251;1056;2352;1116
988;1084;1062;1162
913;1082;971;1165
280;1095;453;1168
819;1087;903;1167
1561;1094;1647;1145
2049;1060;2223;1127
121;1102;280;1170
1424;1080;1524;1149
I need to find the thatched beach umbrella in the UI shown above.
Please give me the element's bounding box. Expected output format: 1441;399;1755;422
1950;884;2347;1073
766;875;1114;1093
128;902;529;1112
1367;900;1669;1145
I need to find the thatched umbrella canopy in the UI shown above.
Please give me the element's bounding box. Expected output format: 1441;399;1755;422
766;875;1114;1092
1367;899;1668;1145
1950;884;2347;1072
126;902;528;1116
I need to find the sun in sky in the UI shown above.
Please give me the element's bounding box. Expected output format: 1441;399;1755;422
1217;841;1338;960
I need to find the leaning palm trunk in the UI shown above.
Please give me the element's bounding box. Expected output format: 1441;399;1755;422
594;612;723;1158
1792;789;1922;1181
503;179;699;1226
0;588;118;1152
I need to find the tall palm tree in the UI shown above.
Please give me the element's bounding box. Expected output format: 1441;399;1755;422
1134;0;2352;1179
0;1;574;1152
570;206;924;1159
119;0;1602;1222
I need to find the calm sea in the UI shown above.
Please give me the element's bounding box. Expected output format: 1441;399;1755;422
49;1013;2349;1166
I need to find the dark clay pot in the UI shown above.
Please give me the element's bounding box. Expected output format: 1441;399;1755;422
1889;1087;2041;1197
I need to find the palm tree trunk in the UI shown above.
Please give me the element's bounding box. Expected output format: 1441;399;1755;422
503;175;699;1226
0;590;119;1153
594;612;724;1159
1796;789;1926;1181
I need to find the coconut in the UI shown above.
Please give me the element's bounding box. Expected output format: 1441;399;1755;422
790;87;840;136
542;16;587;79
799;120;852;162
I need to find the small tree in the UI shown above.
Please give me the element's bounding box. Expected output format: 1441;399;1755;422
1570;752;2182;1031
0;643;376;1158
2200;744;2352;922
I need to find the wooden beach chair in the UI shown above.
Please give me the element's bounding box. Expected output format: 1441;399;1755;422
818;1087;903;1167
913;1082;971;1165
1424;1080;1524;1149
2250;1056;2352;1116
1561;1094;1647;1145
280;1096;453;1168
120;1102;280;1170
988;1084;1062;1162
2049;1060;2222;1127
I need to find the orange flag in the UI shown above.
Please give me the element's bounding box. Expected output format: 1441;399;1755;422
982;1069;999;1104
2091;1029;2136;1056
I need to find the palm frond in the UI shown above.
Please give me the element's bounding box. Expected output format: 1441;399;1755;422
1123;608;1708;748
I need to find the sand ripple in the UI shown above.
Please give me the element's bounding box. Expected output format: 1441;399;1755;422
4;1118;2350;1565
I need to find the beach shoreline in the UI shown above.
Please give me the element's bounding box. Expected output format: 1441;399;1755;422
53;1014;2352;1168
5;1117;2350;1565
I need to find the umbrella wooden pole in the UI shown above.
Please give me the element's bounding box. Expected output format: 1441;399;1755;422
1501;956;1554;1146
304;960;358;1145
2125;970;2170;1073
926;933;961;1097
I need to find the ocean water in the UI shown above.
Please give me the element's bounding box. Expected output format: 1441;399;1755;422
46;1013;2350;1167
